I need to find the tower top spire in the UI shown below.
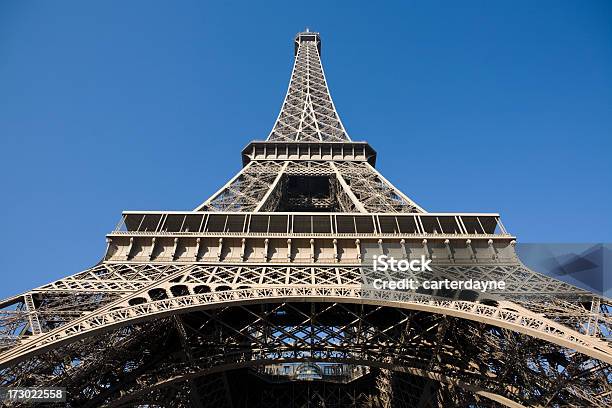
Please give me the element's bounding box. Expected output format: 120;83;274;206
294;30;321;55
267;30;349;142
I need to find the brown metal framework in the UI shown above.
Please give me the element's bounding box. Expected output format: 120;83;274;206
1;30;610;407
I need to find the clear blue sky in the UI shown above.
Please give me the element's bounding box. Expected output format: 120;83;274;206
1;1;611;298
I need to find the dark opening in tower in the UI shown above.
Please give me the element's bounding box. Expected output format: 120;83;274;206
276;175;339;212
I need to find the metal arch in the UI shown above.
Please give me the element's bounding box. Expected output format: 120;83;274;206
2;261;607;346
1;285;610;368
100;357;528;408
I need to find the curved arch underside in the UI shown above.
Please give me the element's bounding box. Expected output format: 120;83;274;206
2;285;611;367
2;301;611;407
1;263;611;407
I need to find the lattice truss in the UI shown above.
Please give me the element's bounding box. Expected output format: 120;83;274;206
334;162;423;213
230;368;484;408
1;261;611;406
1;298;610;407
268;35;349;142
198;161;285;212
199;161;422;213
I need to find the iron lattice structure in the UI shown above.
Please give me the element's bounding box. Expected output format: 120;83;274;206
1;30;611;407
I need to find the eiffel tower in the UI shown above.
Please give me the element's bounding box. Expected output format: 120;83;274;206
1;30;611;407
